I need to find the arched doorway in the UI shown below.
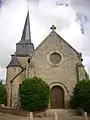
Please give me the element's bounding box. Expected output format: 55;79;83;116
50;86;64;109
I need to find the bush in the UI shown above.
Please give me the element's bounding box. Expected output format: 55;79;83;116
70;80;90;112
19;77;50;112
0;82;6;104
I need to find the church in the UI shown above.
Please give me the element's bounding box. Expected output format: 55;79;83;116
6;11;88;109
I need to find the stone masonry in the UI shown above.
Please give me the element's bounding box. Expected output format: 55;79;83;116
6;11;88;108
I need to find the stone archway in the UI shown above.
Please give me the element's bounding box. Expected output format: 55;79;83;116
50;85;64;109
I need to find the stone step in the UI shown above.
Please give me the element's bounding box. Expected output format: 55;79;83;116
56;116;84;120
34;116;84;120
46;109;79;116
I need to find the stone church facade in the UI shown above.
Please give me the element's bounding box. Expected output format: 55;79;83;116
6;11;88;109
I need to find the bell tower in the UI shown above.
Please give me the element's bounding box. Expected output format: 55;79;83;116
16;10;34;56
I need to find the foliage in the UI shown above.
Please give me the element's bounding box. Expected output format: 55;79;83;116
19;77;50;112
0;82;6;104
70;79;90;112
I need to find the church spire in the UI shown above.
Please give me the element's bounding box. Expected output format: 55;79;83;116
21;10;31;42
16;10;34;56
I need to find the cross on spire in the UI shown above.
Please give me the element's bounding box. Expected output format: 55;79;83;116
27;4;29;10
50;25;56;31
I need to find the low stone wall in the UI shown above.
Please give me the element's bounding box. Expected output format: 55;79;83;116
0;107;27;116
0;107;46;117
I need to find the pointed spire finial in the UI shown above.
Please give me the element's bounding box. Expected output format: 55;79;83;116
21;9;31;42
50;25;56;31
27;4;29;11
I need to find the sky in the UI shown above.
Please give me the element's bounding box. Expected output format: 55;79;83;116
0;0;90;81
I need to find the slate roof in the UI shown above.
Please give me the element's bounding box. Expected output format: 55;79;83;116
7;56;22;68
17;10;31;44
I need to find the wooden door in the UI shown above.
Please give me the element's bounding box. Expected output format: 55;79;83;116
50;86;64;109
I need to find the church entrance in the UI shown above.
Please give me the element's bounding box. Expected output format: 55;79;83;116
50;86;64;109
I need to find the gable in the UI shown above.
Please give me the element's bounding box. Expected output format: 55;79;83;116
33;30;80;59
31;30;82;91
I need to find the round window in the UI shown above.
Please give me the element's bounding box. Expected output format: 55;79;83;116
50;52;61;65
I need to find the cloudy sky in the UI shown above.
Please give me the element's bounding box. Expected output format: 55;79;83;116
0;0;90;81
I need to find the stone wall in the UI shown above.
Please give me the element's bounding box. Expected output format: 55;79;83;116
0;107;27;116
6;67;22;107
78;66;87;81
11;69;26;107
18;57;29;68
31;31;82;108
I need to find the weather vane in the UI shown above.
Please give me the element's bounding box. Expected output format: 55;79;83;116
27;4;29;10
76;12;89;34
26;0;32;12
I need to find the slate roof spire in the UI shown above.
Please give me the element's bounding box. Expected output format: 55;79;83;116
21;10;31;42
16;10;34;56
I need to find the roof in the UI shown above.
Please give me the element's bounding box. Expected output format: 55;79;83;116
17;10;31;44
33;30;80;57
55;31;80;56
7;56;22;68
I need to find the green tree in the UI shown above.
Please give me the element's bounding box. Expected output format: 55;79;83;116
19;77;50;112
0;82;6;104
70;79;90;112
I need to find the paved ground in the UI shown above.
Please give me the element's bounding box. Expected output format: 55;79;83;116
0;112;49;120
0;112;84;120
0;112;27;120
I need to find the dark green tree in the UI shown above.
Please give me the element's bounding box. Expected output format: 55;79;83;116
70;79;90;112
0;82;6;104
19;77;50;112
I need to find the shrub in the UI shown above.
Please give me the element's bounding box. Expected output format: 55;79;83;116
70;79;90;112
0;82;6;104
19;77;50;112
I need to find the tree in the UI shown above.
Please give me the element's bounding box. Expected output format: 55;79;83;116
19;77;50;112
70;80;90;112
0;82;6;105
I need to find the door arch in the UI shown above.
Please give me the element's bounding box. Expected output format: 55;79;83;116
50;85;64;109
